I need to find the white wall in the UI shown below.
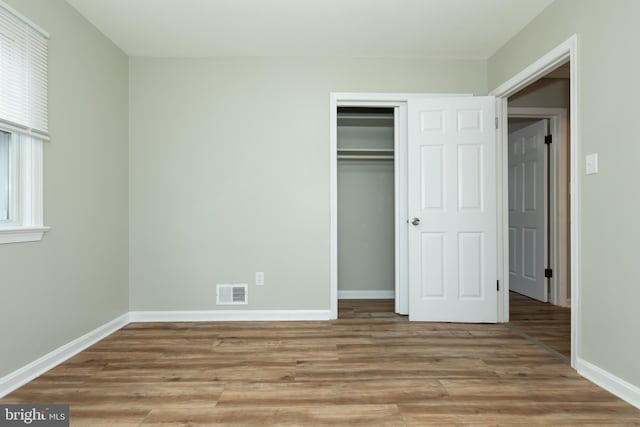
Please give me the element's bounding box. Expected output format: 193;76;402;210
129;57;487;311
0;0;129;377
490;0;640;388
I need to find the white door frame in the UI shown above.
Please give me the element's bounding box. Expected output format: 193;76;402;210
330;94;408;319
329;92;471;319
508;107;569;307
490;34;579;368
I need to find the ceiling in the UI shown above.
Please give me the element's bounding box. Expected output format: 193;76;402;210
65;0;554;58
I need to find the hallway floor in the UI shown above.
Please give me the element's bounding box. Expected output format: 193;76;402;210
508;291;571;359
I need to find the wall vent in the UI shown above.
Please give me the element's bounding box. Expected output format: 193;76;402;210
216;284;248;305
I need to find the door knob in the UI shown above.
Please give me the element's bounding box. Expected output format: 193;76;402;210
411;217;421;226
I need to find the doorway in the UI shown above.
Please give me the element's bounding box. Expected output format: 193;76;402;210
507;62;572;361
506;94;571;362
491;35;578;367
330;94;411;319
507;105;569;307
336;107;396;316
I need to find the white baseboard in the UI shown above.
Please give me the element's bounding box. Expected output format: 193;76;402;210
338;290;395;300
576;357;640;409
0;313;129;398
129;310;332;322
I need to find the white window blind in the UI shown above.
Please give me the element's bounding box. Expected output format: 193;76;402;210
0;1;48;139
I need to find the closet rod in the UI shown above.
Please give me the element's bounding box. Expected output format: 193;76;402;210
337;155;394;160
337;148;393;154
337;114;394;120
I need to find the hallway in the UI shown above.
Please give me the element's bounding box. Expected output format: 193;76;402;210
509;291;571;360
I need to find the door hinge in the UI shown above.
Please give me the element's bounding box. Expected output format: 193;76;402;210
544;135;552;144
544;268;553;278
495;117;499;129
497;280;500;291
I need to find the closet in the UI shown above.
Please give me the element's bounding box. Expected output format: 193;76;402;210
337;107;395;306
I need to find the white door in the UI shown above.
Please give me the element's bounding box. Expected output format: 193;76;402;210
408;97;497;322
508;120;547;302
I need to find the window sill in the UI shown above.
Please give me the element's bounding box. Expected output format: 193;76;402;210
0;226;50;244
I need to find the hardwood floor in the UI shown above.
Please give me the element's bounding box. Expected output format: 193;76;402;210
2;300;638;426
338;298;399;319
509;291;571;359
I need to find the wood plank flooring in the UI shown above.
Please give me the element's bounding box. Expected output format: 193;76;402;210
2;300;638;426
509;291;571;359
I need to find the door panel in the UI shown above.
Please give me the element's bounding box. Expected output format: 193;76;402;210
508;120;547;302
421;233;445;298
408;97;497;322
458;145;483;210
420;146;444;210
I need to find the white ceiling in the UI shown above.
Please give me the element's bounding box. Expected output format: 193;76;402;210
65;0;554;58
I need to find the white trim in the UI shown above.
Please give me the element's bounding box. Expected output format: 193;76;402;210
330;93;472;103
393;104;409;315
577;358;640;410
491;36;575;98
329;94;338;319
338;290;395;300
490;34;579;368
508;107;569;308
0;226;50;244
495;98;508;322
0;313;129;398
0;132;49;244
0;120;50;142
129;310;332;322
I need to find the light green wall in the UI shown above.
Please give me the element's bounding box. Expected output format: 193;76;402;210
0;0;129;377
129;57;487;310
338;125;394;293
490;0;640;387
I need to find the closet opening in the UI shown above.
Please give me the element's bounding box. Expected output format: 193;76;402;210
336;107;399;318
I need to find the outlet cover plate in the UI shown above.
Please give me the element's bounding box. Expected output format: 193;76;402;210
586;153;599;175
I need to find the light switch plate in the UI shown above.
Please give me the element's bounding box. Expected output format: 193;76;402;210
585;153;599;175
256;272;264;286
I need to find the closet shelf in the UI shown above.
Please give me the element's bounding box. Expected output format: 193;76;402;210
337;113;394;120
337;148;394;160
337;114;394;127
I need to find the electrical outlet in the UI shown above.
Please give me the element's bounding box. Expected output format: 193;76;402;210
256;272;265;286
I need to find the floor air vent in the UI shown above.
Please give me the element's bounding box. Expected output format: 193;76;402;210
216;284;248;305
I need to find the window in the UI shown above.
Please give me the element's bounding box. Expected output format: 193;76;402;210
0;1;49;244
0;130;13;222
